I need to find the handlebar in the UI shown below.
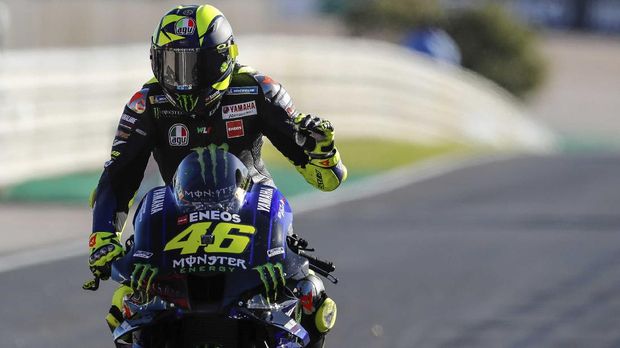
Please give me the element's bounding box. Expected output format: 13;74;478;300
287;234;338;284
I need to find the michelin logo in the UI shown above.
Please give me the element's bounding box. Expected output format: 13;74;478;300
228;86;259;95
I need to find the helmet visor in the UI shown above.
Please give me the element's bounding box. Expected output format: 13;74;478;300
152;47;229;92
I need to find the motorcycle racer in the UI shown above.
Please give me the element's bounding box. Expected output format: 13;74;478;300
85;4;346;347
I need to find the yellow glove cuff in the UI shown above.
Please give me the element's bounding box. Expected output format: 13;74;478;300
88;231;122;253
309;150;341;168
295;149;348;192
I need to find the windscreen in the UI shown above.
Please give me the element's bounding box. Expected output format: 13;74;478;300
172;147;251;213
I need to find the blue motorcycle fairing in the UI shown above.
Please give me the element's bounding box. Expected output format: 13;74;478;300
112;182;309;309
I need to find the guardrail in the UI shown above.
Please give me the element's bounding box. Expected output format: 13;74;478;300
0;36;555;186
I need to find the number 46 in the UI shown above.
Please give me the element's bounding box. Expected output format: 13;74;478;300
164;222;256;255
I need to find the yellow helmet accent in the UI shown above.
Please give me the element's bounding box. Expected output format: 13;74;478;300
230;43;239;58
196;5;224;47
154;14;186;46
315;298;337;333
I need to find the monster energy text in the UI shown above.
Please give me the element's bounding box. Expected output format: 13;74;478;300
172;255;247;274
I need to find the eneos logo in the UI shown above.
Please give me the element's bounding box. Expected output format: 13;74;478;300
175;18;196;36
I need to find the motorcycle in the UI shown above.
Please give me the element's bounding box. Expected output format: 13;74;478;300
84;147;337;347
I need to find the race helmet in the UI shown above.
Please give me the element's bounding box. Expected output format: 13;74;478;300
172;146;252;213
151;5;238;113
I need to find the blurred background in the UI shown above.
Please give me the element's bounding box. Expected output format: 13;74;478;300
1;0;619;347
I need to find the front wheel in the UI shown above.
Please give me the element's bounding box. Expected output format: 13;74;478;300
131;318;269;348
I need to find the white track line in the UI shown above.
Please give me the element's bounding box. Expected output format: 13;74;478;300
0;153;516;274
290;152;517;214
0;239;86;273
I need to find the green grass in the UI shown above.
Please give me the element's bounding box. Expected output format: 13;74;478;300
0;138;464;203
263;137;464;172
260;138;465;197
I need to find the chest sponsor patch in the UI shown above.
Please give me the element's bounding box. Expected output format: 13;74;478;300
226;120;245;139
222;101;257;120
127;89;147;114
169;123;189;146
149;95;169;104
228;86;259;95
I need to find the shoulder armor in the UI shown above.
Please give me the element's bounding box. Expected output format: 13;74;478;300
126;86;151;115
235;65;281;100
236;66;296;117
254;74;282;100
236;65;258;75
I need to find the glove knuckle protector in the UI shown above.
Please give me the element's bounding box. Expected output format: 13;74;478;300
88;232;123;277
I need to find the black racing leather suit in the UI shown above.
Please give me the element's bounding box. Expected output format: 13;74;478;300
92;65;314;233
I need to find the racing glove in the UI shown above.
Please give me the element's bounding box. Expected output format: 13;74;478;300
88;231;124;279
292;114;348;191
293;114;335;158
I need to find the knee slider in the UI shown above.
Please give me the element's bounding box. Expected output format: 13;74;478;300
315;297;337;333
295;273;337;333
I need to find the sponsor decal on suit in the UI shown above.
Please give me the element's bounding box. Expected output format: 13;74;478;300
226;120;245;139
169;123;190;146
228;86;259;95
149;95;169;104
257;187;274;212
222;101;257;120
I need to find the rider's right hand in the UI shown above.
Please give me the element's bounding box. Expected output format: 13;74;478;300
88;231;124;280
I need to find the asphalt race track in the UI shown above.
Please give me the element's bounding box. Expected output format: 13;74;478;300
2;154;620;348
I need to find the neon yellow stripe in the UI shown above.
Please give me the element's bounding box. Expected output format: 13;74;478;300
145;76;158;85
212;74;231;91
157;32;185;46
89;187;97;209
161;14;185;28
230;43;239;58
238;66;257;74
155;14;186;46
196;5;223;46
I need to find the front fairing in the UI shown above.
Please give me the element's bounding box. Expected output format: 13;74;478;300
113;297;310;347
112;183;309;311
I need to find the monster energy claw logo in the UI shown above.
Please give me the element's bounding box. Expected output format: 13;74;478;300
131;263;159;295
176;94;199;112
254;263;286;302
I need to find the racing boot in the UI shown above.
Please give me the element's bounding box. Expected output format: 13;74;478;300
106;285;134;346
